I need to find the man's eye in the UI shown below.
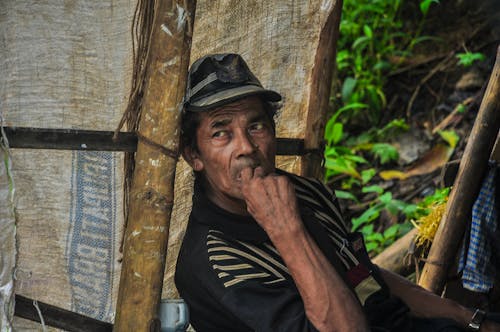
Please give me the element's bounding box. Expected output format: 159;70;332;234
212;131;228;138
249;123;265;131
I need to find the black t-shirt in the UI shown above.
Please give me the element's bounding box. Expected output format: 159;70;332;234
175;170;387;331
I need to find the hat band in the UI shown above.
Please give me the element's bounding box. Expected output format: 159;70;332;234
188;85;279;110
188;72;218;99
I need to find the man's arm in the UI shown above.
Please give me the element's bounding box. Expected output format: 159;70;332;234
379;268;500;331
241;167;369;332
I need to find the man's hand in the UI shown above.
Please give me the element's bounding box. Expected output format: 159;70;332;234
240;166;302;239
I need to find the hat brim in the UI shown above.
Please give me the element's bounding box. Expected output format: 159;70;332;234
185;85;282;112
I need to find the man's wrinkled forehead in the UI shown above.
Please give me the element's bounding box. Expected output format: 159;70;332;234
204;97;270;124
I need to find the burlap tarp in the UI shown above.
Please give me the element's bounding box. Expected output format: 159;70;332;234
1;1;134;330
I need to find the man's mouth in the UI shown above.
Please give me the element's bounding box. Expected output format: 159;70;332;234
235;163;260;181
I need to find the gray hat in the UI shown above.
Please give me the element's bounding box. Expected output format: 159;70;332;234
183;53;282;112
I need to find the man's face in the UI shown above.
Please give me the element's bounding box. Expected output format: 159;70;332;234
186;96;276;214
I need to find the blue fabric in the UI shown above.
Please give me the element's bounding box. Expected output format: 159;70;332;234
459;161;498;292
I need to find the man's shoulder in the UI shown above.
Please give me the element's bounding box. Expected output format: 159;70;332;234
276;168;336;203
276;168;347;231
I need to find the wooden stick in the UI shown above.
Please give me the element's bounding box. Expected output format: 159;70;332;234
113;1;196;331
301;0;343;178
418;45;500;294
431;96;474;135
3;126;313;155
14;295;112;332
3;127;137;151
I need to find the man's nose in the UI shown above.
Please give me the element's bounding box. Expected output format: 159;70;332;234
235;129;257;156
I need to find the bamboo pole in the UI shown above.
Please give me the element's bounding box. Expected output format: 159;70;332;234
301;0;343;178
114;1;195;331
418;46;500;294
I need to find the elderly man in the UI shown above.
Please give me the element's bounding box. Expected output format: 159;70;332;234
175;53;498;332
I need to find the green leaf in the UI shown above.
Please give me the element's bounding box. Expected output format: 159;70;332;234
324;156;361;179
352;36;371;51
371;143;399;164
324;146;339;158
361;224;374;236
363;25;373;39
379;192;392;204
383;224;400;239
351;206;381;230
341;77;357;102
419;0;440;16
408;36;443;50
457;104;466;114
341;176;361;190
421;187;450;206
324;118;344;145
386;199;408;215
373;61;391;71
336;50;351;70
438;130;460;148
402;204;419;219
366;232;384;243
345;154;368;164
331;123;344;144
335;190;359;202
376;119;409;140
361;168;376;184
365;241;379;253
456;52;486;67
362;185;384;194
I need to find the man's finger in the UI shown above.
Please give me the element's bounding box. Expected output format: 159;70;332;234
254;166;266;178
240;167;253;183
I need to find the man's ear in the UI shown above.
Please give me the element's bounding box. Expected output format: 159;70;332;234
182;146;204;172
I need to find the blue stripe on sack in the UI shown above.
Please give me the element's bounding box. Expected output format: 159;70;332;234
67;151;116;320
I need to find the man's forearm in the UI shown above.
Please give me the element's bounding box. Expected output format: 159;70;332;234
270;222;369;332
379;268;473;327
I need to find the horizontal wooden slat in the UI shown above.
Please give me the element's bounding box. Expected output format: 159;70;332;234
2;127;137;152
2;127;321;156
14;294;113;332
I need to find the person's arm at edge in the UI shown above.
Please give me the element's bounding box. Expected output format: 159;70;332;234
379;268;500;331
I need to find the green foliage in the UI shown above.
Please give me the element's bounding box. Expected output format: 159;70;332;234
335;189;359;202
324;145;367;179
456;52;486;67
334;0;434;126
371;143;399;164
324;0;441;255
419;0;440;16
437;130;460;148
405;187;450;221
324;118;407;181
362;223;413;254
350;187;415;255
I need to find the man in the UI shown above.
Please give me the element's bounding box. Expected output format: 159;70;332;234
175;53;499;331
